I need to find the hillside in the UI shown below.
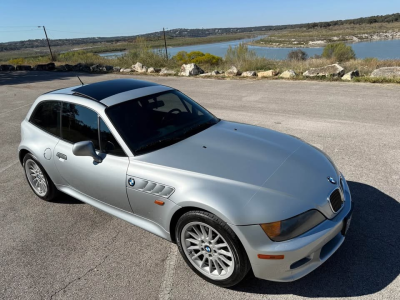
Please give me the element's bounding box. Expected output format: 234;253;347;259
1;13;399;52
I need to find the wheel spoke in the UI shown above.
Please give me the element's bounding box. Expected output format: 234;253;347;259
216;258;228;271
208;258;213;273
218;249;232;257
188;245;199;250
207;227;213;240
200;256;206;268
214;258;221;275
200;225;207;239
212;234;220;243
219;255;232;266
191;251;203;260
188;231;200;240
214;242;228;249
192;226;201;238
186;238;200;245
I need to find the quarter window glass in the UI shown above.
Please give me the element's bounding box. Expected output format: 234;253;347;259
99;118;125;156
61;103;99;149
30;101;61;137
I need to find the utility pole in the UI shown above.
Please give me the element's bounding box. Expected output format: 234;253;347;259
163;27;168;60
40;26;54;61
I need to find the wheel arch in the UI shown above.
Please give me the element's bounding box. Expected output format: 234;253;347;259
169;206;208;243
19;148;31;165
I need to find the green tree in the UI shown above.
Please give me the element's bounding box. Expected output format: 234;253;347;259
322;43;356;62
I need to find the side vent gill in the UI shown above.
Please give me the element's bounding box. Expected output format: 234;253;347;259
127;177;174;198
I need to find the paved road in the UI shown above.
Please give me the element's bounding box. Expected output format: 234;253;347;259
0;72;399;300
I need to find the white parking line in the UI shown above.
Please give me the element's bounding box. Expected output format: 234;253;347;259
159;244;178;300
0;103;31;117
0;160;19;173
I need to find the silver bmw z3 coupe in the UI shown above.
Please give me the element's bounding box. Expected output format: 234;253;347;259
19;78;353;287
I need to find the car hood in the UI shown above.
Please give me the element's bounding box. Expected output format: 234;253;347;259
136;120;340;223
138;120;306;187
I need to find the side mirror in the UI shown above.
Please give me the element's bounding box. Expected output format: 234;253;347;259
72;141;102;163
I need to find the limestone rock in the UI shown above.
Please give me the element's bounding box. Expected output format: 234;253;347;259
160;68;176;75
258;70;278;77
225;66;241;76
371;67;400;78
241;71;257;77
179;63;204;76
303;64;344;77
279;70;296;78
342;70;360;81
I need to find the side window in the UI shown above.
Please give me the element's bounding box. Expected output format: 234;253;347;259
61;103;99;149
99;118;125;157
29;101;61;137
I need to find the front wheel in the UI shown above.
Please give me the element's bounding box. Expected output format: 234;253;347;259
23;153;58;201
176;210;250;287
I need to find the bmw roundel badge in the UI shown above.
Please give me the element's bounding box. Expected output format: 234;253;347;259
327;176;336;184
205;246;211;253
128;178;135;187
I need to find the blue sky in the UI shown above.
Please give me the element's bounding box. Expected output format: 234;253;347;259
0;0;399;42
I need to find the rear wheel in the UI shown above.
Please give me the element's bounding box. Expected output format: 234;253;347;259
23;153;58;201
176;210;250;287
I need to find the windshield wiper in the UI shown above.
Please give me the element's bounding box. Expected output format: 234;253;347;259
134;136;184;155
181;119;217;137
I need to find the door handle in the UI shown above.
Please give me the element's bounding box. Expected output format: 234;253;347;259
56;152;67;161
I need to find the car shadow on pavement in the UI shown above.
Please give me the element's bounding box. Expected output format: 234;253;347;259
0;71;103;86
52;192;83;204
234;181;399;298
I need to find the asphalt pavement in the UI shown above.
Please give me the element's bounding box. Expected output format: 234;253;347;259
0;71;399;300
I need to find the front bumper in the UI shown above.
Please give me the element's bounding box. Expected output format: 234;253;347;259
230;178;353;282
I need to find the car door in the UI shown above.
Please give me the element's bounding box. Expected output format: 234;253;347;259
54;102;132;212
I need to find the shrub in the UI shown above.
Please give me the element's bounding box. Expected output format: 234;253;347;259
322;43;356;62
116;37;170;68
58;50;104;65
224;43;275;71
173;51;222;66
287;49;308;61
9;58;25;65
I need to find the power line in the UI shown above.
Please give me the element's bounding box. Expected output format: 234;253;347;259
0;29;41;33
47;29;142;36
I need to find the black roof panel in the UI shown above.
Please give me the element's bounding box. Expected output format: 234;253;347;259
71;79;159;101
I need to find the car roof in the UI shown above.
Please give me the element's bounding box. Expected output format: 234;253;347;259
46;78;173;107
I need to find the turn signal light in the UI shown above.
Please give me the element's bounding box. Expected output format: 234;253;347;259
260;222;281;238
154;200;165;206
257;254;284;260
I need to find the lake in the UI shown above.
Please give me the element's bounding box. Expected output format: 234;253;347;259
99;37;400;60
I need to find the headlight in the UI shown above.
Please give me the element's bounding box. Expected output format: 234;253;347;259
260;210;326;242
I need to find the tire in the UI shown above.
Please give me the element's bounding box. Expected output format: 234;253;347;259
176;210;250;287
23;153;58;201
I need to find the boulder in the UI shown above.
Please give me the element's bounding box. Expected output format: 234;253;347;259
90;64;101;72
33;62;55;71
179;63;204;76
72;63;90;72
371;67;400;78
211;70;221;75
122;68;132;73
241;71;257;77
342;70;360;81
56;65;68;72
15;65;32;71
0;64;15;71
199;72;212;76
148;67;156;73
160;68;176;75
113;66;121;72
65;64;74;71
279;70;296;78
258;70;278;78
303;64;344;77
132;62;148;73
225;66;241;76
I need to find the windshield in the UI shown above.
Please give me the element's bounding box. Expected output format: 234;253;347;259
106;90;219;155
